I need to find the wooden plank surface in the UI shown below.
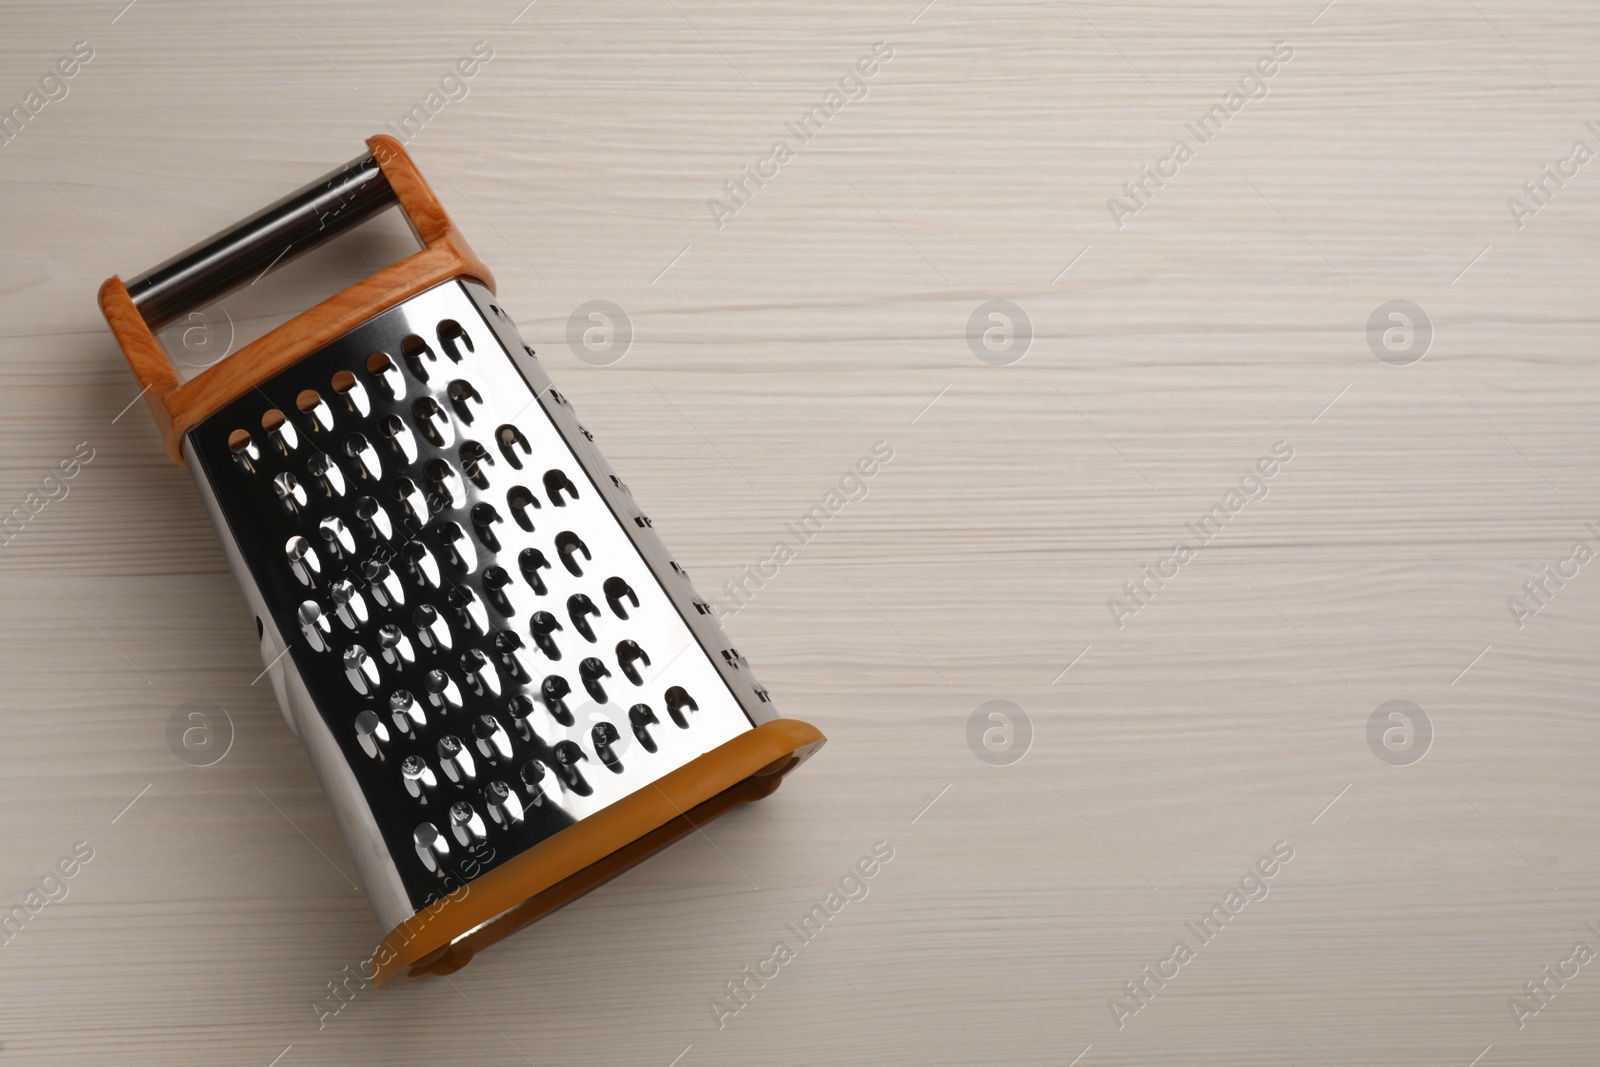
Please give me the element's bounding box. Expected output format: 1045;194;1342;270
2;1;1598;1063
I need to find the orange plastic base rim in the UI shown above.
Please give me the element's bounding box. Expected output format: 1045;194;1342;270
371;718;825;987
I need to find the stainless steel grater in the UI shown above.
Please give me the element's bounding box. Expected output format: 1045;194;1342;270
99;135;825;985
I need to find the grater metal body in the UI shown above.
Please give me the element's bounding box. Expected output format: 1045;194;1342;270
97;135;823;984
189;279;774;928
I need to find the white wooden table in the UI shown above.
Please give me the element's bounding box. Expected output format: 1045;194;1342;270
2;1;1597;1063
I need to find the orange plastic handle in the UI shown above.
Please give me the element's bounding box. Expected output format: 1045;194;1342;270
98;135;494;464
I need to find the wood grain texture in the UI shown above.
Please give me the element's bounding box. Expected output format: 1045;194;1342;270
3;0;1599;1064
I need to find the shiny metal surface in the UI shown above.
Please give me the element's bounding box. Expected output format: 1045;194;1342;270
187;280;772;920
126;153;393;329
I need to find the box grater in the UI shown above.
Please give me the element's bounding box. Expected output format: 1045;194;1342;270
98;135;825;986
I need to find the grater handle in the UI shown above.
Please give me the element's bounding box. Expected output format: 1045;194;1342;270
124;153;396;330
99;135;494;465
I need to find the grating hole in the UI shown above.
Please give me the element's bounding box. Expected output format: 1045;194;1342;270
401;335;436;381
412;397;451;447
406;542;443;592
497;634;532;685
665;686;698;728
616;639;650;685
264;412;300;453
306;452;347;498
436;735;472;783
354;704;387;750
353;495;388;534
497;425;531;469
544;468;578;506
344;434;380;481
380;414;419;464
329;579;369;629
552;740;591;795
540;675;574;726
592;721;623;773
413;602;451;650
567;593;599;642
318;515;356;558
579;657;610;703
297;601;329;651
470;503;502;552
433;520;474;573
518;547;551;596
446;583;489;636
426;670;464;713
507;486;539;531
332;371;370;417
227;430;259;469
459;441;492;489
462;651;501;700
629;704;659;753
447;379;482;424
297;390;333;432
482;566;515;616
365;557;404;610
519;760;548;806
449;797;485;843
604;577;638;619
273;471;308;512
485;779;524;827
414;823;447;872
400;757;432;800
425;458;462;511
530;610;562;660
555;531;590;576
366;352;404;400
286;535;320;586
438;319;474;362
390;476;429;524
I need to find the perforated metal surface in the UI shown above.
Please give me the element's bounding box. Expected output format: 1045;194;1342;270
190;280;764;911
